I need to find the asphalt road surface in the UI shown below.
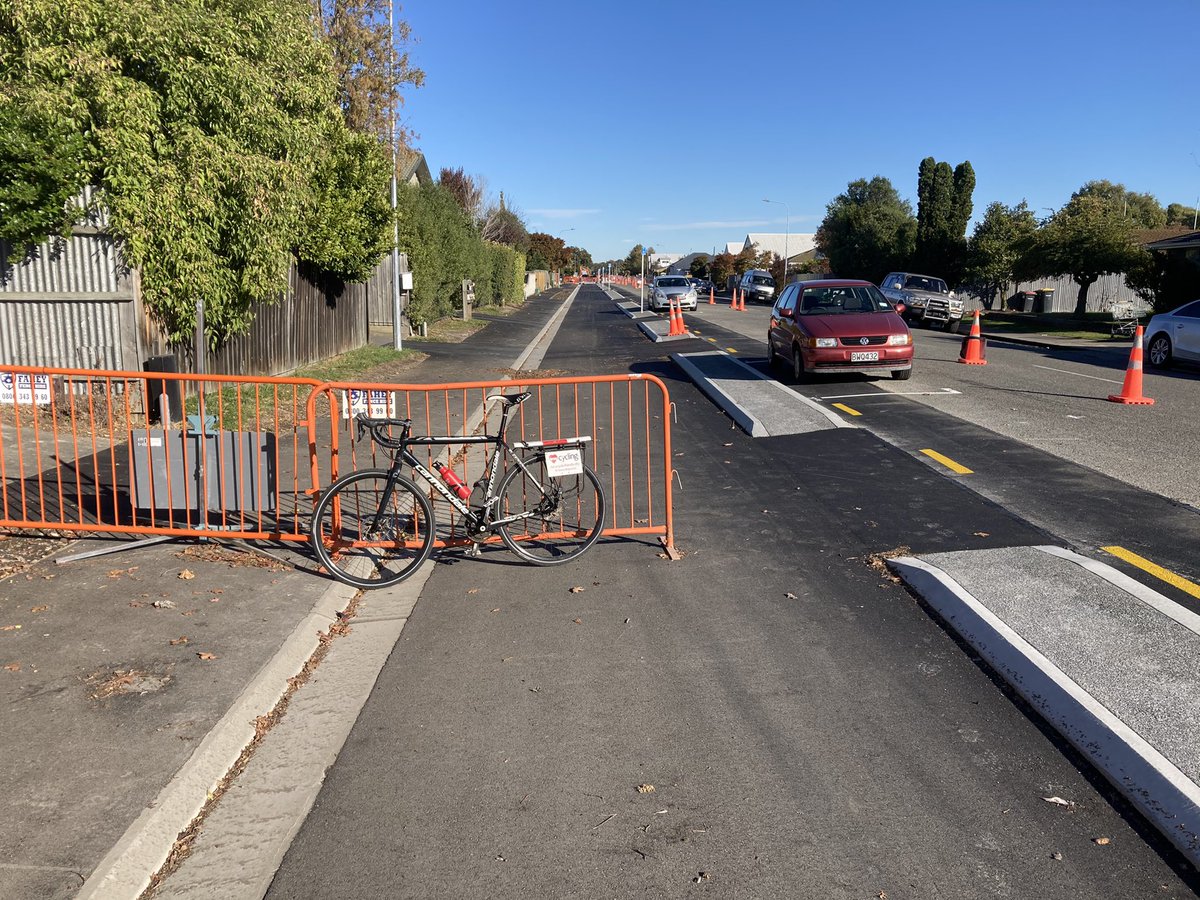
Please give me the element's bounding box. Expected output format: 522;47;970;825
265;286;1199;899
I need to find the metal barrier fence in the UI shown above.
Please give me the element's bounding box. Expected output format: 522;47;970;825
310;374;675;552
0;367;676;553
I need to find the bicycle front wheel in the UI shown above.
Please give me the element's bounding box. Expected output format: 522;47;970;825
496;461;605;565
311;469;436;589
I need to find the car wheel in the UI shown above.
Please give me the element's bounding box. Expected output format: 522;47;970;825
891;367;912;380
766;338;777;370
791;345;807;383
1146;333;1172;368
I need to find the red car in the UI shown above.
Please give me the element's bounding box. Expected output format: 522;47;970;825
767;279;913;381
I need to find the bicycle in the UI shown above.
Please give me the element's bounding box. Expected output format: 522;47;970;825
310;391;606;589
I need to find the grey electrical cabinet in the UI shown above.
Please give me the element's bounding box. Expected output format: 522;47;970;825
130;429;277;516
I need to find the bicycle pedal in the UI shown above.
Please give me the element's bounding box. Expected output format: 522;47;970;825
464;542;483;558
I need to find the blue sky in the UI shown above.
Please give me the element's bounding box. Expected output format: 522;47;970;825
399;0;1200;264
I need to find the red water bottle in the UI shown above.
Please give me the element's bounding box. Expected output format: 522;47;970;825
433;461;471;500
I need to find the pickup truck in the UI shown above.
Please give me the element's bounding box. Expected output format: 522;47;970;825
880;272;963;330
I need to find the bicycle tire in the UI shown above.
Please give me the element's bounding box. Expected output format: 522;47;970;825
311;469;436;589
496;460;605;565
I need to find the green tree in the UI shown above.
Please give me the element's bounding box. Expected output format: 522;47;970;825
689;254;710;278
0;0;400;345
528;232;568;272
915;157;974;281
1165;202;1198;228
708;251;735;289
733;246;757;277
961;201;1038;309
1072;180;1165;228
1028;191;1150;318
816;177;916;285
566;246;593;273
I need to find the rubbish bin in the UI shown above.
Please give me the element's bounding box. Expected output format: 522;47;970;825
143;356;183;424
1034;288;1055;315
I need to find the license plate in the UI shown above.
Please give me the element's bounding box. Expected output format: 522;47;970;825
545;448;583;477
850;351;879;362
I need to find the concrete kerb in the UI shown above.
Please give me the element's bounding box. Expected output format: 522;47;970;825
78;291;585;900
671;350;852;437
888;548;1200;868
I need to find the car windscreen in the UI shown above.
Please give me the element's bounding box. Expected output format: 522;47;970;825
658;278;688;287
903;276;947;293
799;286;895;314
751;276;774;286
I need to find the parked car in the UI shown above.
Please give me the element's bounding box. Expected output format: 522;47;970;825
650;276;698;311
880;272;963;330
767;280;913;381
1145;299;1200;368
739;269;776;304
691;277;714;297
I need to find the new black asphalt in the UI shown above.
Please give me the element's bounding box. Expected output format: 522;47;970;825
265;285;1198;899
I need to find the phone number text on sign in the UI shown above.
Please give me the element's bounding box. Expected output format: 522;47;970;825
0;373;51;406
341;389;396;419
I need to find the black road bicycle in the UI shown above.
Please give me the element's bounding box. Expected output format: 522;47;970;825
311;391;606;589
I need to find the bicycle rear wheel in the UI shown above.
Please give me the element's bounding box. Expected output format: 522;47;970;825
496;460;605;565
311;469;436;589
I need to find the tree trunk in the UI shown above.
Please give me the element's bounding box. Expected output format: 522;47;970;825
1073;278;1093;319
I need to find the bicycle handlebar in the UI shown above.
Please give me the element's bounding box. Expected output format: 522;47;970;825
355;413;412;449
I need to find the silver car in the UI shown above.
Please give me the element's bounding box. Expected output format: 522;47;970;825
1145;299;1200;368
880;272;964;330
650;276;698;311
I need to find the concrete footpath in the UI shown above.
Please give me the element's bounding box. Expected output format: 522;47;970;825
0;287;579;900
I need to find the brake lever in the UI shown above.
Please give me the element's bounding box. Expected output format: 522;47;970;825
355;414;369;442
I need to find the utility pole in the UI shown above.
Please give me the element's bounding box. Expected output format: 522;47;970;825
389;0;402;351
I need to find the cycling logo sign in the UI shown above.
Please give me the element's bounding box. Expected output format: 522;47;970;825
545;448;583;477
0;372;51;406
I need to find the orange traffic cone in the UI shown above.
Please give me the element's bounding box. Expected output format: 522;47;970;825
957;310;987;365
667;299;681;336
1108;325;1155;405
708;286;715;305
729;289;737;310
676;302;688;336
738;289;746;311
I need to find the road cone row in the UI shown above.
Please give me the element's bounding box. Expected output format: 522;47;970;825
1108;325;1154;405
957;310;987;365
708;286;715;305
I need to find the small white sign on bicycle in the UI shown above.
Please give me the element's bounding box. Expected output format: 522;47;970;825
0;372;51;406
545;448;583;477
341;389;395;419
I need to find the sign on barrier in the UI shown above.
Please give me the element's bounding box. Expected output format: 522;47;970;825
0;372;51;406
341;388;395;419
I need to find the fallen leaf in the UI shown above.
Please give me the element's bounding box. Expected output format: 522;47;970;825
572;618;582;625
467;588;479;594
785;592;797;600
3;662;19;672
196;651;217;660
569;586;585;593
30;605;49;613
181;610;196;617
178;569;195;580
152;600;176;610
723;442;733;447
169;637;189;646
0;624;21;631
637;784;655;794
209;597;220;603
210;589;224;594
877;893;888;900
1051;851;1063;861
973;531;990;537
490;607;501;613
1093;836;1110;846
1042;796;1074;808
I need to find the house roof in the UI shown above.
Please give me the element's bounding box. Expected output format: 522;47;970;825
397;147;433;187
1143;229;1200;251
743;233;817;261
724;242;743;256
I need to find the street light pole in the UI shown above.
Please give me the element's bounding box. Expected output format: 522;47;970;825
388;0;402;351
763;198;789;286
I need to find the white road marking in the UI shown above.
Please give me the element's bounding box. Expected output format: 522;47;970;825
1032;364;1123;385
817;388;962;400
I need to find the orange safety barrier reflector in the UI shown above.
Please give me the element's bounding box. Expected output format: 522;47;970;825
0;366;324;542
307;374;676;554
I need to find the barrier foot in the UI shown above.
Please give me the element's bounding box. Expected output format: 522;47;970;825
659;536;682;560
56;534;174;564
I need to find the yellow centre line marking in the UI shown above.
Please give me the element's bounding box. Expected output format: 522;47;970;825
707;337;717;343
1102;546;1200;600
726;348;738;353
919;449;973;474
831;403;862;417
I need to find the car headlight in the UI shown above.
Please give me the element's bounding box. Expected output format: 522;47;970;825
887;333;912;346
809;337;837;348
